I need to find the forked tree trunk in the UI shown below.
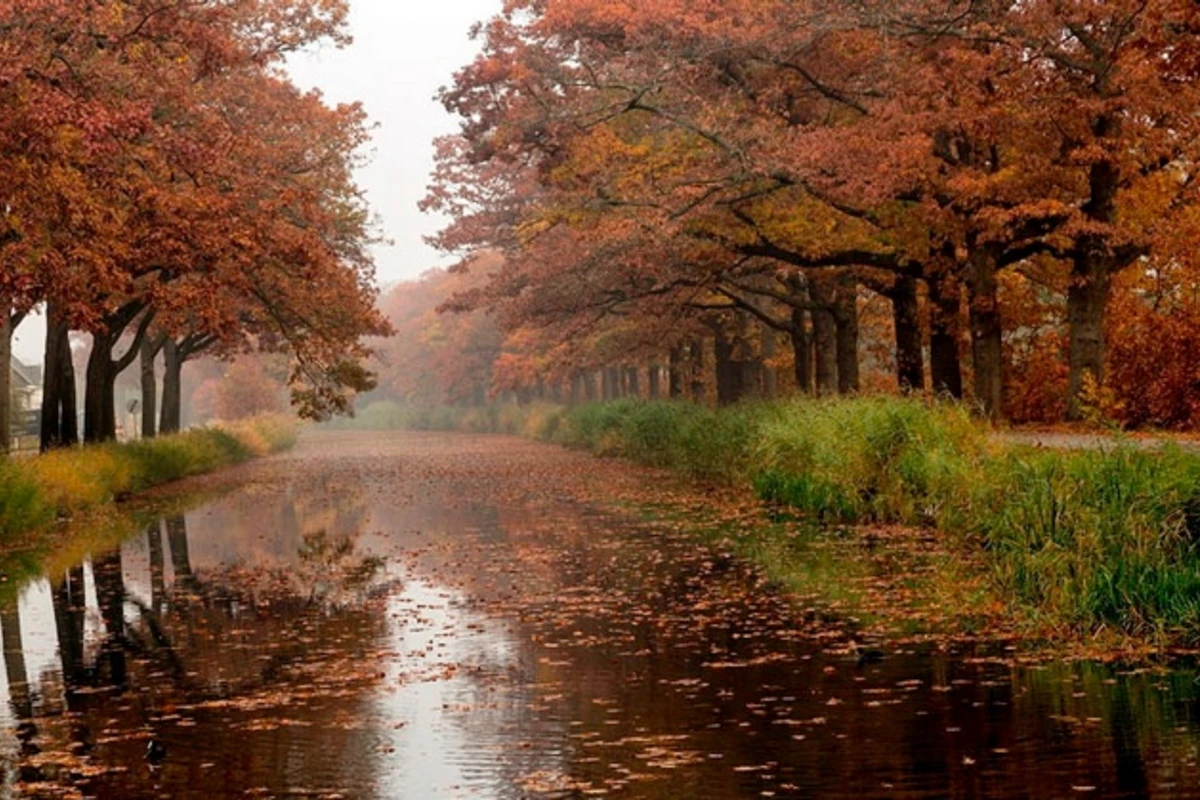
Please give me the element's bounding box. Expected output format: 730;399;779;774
890;275;924;393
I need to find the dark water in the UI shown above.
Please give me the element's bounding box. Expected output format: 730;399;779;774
2;437;1200;798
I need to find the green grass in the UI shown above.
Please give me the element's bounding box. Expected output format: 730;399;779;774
0;414;298;541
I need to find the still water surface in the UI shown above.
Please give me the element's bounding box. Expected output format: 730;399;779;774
0;432;1198;798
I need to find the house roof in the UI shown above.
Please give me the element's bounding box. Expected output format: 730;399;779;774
10;357;42;390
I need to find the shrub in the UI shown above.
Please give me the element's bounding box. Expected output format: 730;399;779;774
0;414;298;542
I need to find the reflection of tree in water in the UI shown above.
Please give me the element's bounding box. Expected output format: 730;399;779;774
5;510;390;797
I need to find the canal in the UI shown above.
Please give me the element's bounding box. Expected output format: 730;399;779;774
1;431;1198;798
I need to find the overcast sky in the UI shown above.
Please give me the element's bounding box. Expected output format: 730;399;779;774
12;0;499;362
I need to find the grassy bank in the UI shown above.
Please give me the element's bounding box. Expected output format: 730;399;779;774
0;415;298;542
351;397;1200;642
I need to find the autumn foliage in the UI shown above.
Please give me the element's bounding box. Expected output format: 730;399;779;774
401;0;1200;430
0;0;388;452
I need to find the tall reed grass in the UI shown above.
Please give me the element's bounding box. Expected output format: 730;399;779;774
0;415;298;541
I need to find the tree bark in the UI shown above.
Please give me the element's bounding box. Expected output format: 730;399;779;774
40;306;78;451
890;275;924;393
1065;257;1112;419
84;333;119;443
714;327;748;406
967;248;1003;419
626;367;640;398
790;307;813;395
832;275;860;395
668;348;684;398
648;363;661;399
812;307;837;397
160;338;183;434
927;273;964;399
141;334;165;439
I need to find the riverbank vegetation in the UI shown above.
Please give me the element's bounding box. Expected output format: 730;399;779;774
342;398;1200;643
0;415;297;542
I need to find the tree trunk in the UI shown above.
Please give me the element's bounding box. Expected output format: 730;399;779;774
648;363;661;399
714;328;747;406
927;273;964;399
891;275;924;393
967;248;1003;419
833;276;860;395
812;307;837;397
84;333;119;443
160;338;183;434
688;340;706;401
668;348;684;398
40;307;78;451
0;308;11;455
140;335;161;439
790;308;812;395
1065;256;1113;420
761;323;778;398
626;367;640;398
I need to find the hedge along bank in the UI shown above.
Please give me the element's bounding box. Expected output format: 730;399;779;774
0;415;298;542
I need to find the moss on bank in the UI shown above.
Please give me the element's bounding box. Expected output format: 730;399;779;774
0;415;298;542
343;397;1200;642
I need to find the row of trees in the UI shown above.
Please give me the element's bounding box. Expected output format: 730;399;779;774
0;0;388;453
416;0;1200;424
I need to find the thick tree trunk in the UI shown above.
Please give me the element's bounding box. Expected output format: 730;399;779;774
40;307;78;451
714;328;748;406
84;333;119;443
891;275;924;393
790;308;812;395
967;249;1003;419
648;363;661;399
1065;256;1113;420
160;338;183;434
812;307;837;397
668;348;684;398
927;274;964;399
833;276;860;395
761;325;778;398
0;309;10;455
140;335;161;439
735;312;763;400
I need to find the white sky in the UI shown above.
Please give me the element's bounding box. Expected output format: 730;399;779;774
12;0;499;363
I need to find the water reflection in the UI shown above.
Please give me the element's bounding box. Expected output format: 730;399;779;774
0;445;1199;797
